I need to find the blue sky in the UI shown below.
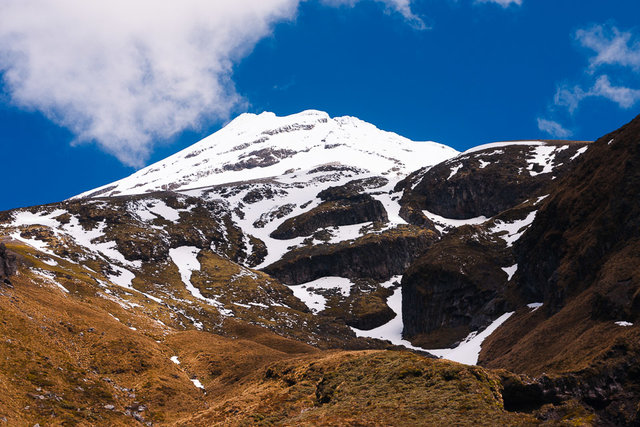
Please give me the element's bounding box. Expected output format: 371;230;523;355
1;0;639;210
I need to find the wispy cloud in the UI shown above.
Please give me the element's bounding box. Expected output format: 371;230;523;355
0;0;422;167
537;118;572;139
576;24;640;71
543;23;640;132
322;0;426;29
475;0;522;7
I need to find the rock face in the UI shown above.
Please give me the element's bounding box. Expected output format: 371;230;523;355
0;243;17;283
397;141;589;220
515;121;640;314
467;114;640;425
264;225;438;285
400;199;541;347
270;195;388;240
401;224;514;347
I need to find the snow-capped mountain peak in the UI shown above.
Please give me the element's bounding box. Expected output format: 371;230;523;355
76;110;458;198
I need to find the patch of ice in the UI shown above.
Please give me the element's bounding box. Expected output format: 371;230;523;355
502;264;517;281
423;210;488;234
427;312;515;365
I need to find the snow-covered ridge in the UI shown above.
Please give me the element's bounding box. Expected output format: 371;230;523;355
75;110;458;199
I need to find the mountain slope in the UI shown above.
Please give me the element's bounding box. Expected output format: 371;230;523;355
77;110;457;198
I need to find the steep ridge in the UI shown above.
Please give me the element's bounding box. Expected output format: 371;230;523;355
398;141;590;347
477;114;640;424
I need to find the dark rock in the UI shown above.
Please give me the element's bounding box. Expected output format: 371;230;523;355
401;222;517;347
516;115;640;313
270;195;388;240
398;142;589;220
223;148;299;171
0;243;17;283
317;177;389;201
263;225;437;285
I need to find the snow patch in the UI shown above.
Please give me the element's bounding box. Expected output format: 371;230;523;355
169;246;232;316
527;302;543;312
108;265;135;289
502;264;517;281
191;379;205;390
423;210;488;234
615;321;633;327
527;145;557;176
427;312;515;365
570;146;588;161
170;356;180;365
290;277;354;313
490;210;537;247
447;164;463;180
463;141;546;155
351;286;425;351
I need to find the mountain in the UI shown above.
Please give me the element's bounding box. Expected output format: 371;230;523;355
1;108;637;425
77;110;457;199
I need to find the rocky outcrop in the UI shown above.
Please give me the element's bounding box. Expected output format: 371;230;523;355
263;225;437;285
270;195;388;239
0;243;17;284
316;177;389;201
397;142;589;220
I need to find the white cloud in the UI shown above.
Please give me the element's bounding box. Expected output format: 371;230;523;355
0;0;421;167
576;24;640;71
554;75;640;112
592;75;640;108
549;24;640;120
322;0;425;29
554;85;587;114
537;118;572;139
475;0;522;7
